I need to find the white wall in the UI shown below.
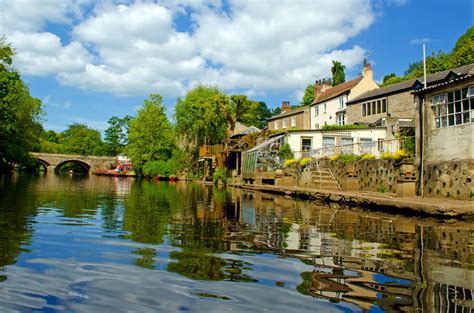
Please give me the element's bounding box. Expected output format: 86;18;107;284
310;95;347;129
285;128;390;159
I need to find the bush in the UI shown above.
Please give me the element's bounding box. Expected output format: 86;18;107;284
381;150;408;160
278;143;294;160
299;157;312;167
142;160;176;177
331;154;360;165
361;153;375;160
213;168;227;185
284;159;297;167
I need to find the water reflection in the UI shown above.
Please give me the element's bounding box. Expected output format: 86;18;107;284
0;174;472;312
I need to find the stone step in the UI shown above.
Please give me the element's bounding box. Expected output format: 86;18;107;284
312;181;340;190
311;173;333;179
312;177;337;183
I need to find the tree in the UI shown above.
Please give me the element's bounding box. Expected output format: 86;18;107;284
300;84;314;106
381;73;404;87
104;115;132;156
126;94;175;171
217;94;264;133
175;85;228;146
449;26;474;67
331;60;346;86
60;123;105;155
0;38;44;172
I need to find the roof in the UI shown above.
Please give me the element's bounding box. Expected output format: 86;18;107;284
412;73;473;93
311;76;363;105
347;63;474;104
230;125;261;138
267;106;308;121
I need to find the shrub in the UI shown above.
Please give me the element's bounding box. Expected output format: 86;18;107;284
299;157;312;167
284;159;297;167
381;152;394;160
394;149;408;159
361;153;375;160
330;154;341;161
142;160;176;177
213;168;227;185
278;143;294;160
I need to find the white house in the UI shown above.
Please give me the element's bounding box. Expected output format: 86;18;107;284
310;61;379;129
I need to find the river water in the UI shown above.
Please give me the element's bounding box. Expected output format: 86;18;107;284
0;173;472;312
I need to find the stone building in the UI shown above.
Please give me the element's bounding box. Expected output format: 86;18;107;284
267;101;310;131
413;64;474;199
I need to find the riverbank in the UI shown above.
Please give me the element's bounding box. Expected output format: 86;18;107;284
230;182;474;220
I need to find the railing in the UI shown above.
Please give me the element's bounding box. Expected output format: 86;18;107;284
293;138;405;159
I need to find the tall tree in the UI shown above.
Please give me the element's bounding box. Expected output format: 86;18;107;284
331;60;346;86
60;123;105;155
448;26;473;67
300;84;314;106
0;38;44;171
126;94;175;171
175;85;228;146
104;115;132;156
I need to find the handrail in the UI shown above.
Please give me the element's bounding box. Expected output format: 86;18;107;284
326;167;342;190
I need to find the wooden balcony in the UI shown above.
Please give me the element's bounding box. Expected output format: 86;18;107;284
198;145;226;158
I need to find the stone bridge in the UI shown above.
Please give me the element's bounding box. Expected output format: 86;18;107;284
30;152;116;174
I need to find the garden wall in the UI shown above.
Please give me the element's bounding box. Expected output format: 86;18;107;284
422;160;473;200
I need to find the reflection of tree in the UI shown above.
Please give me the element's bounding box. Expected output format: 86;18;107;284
132;247;156;270
0;175;38;268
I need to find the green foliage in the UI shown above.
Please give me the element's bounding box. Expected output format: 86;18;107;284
378;184;388;193
0;38;44;172
175;85;228;147
381;73;404;87
397;127;415;157
331;60;346;86
300;84;314;106
284;159;297;167
60;123;105;155
213;168;227;185
321;124;368;130
331;154;360;165
142;160;175;177
104;115;131;156
278;143;293;160
450;26;474;67
126;94;175;172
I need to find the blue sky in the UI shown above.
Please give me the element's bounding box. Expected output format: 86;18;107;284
0;0;472;133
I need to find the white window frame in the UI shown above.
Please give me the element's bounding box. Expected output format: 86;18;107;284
282;118;287;129
291;116;296;127
274;120;279;129
339;96;345;109
432;86;473;128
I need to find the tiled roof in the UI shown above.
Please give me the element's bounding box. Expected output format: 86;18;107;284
267;106;308;121
311;76;363;105
347;63;474;104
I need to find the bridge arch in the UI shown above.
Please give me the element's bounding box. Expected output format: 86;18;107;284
35;158;51;172
54;159;91;174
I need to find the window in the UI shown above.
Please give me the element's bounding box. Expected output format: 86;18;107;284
314;123;319;129
301;138;312;151
341;137;353;154
336;113;346;126
323;103;327;113
282;118;287;129
315;105;319;116
339;97;345;109
323;136;335;150
274;120;279;129
291;116;296;127
377;138;384;152
363;98;388;116
432;86;473;128
360;138;374;153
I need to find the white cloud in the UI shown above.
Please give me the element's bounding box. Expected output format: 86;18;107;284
410;38;431;45
2;0;376;98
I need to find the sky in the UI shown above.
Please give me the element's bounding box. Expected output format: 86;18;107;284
0;0;472;133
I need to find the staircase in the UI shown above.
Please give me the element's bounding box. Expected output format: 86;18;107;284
311;168;341;191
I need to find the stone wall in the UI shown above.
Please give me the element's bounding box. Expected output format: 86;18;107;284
422;160;473;200
319;158;417;196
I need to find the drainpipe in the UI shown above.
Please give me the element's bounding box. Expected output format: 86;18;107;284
419;44;428;197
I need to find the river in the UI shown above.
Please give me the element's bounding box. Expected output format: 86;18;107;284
0;173;472;312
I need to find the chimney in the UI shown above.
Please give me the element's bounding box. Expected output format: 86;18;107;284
362;58;373;79
281;100;291;113
313;78;332;102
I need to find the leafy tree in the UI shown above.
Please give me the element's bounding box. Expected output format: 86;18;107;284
381;73;404;87
331;60;346;86
175;85;228;147
126;94;175;172
217;94;265;133
270;106;282;116
60;123;105;155
404;50;451;78
104;115;132;156
449;26;474;67
0;38;44;172
300;84;314;106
